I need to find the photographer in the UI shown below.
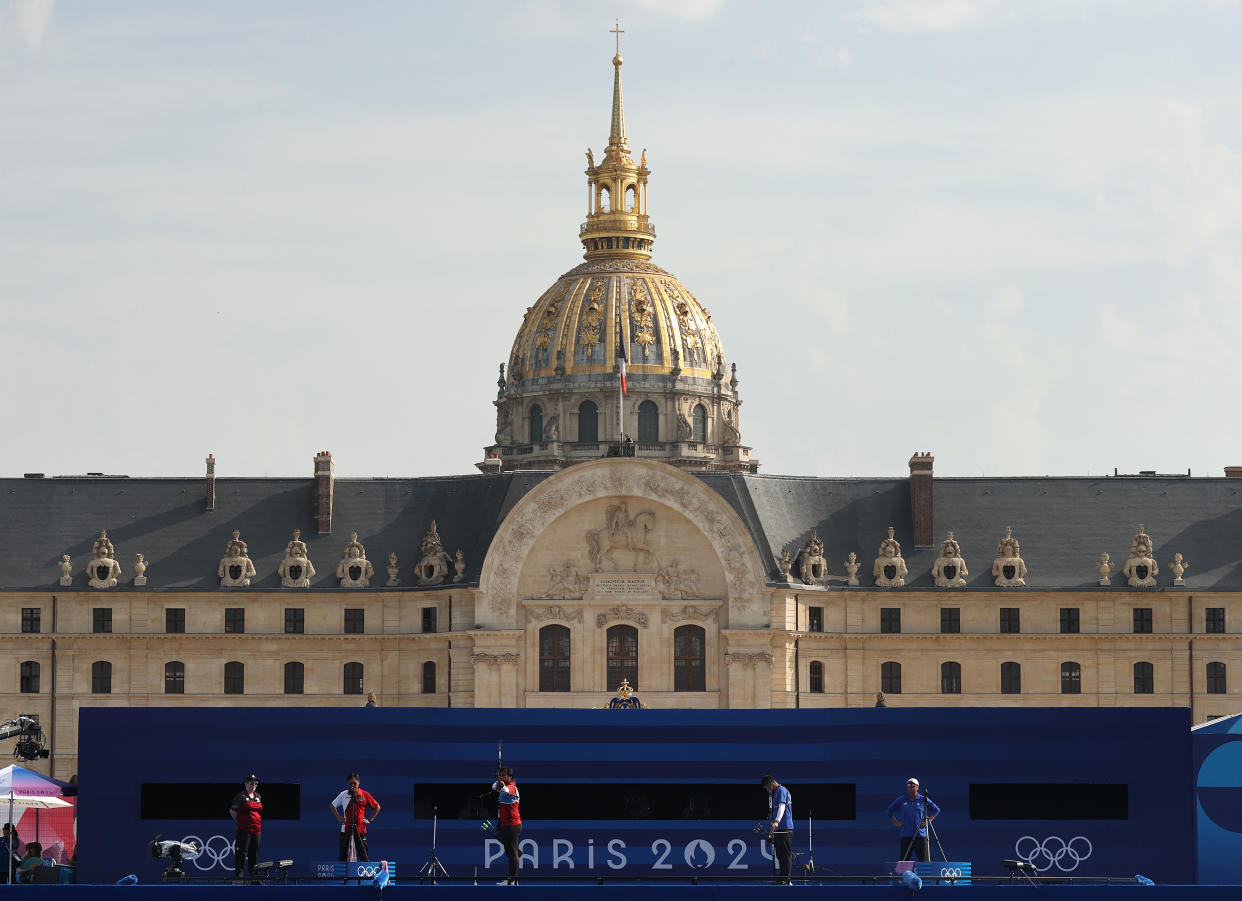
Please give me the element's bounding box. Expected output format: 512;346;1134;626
886;777;939;862
492;766;521;885
331;773;381;862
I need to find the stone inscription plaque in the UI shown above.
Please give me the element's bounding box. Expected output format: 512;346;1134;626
588;572;658;600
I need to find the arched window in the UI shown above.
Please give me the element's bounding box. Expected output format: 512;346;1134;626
539;625;571;692
941;661;962;694
578;400;599;443
529;404;543;443
91;660;112;694
20;661;39;694
344;662;364;695
638;400;659;443
692;404;707;442
164;661;185;695
1134;661;1154;694
1061;662;1081;694
881;661;901;694
422;661;437;694
224;661;244;695
1207;661;1227;694
284;662;304;695
1000;661;1021;694
808;661;825;694
673;625;705;692
599;185;611;213
625;185;637;212
607;624;639;691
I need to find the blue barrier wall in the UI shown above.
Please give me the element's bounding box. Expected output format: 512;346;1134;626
78;707;1193;885
1192;713;1242;884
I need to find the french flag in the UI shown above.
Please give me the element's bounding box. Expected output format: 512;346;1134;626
618;342;628;394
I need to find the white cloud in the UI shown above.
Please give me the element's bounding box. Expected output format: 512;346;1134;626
800;28;852;72
636;0;726;21
10;0;53;52
845;0;998;32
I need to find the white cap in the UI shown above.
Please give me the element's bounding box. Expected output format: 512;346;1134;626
906;777;919;787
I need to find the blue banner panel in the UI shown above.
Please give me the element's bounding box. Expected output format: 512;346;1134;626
78;707;1193;885
1193;713;1242;884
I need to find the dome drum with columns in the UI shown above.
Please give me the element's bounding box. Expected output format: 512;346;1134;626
479;49;757;474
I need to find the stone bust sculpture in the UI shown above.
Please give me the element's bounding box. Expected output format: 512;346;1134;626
1169;552;1189;586
337;532;374;588
1097;551;1114;586
278;529;316;588
58;554;73;587
87;530;122;589
932;531;968;588
873;527;908;588
219;530;257;587
844;552;861;586
1122;525;1158;588
991;526;1027;587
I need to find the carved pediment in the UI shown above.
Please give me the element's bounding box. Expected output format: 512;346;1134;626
596;605;649;628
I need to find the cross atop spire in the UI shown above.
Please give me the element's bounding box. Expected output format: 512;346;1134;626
607;22;627;153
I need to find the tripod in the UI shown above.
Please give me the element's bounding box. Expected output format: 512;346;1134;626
419;806;450;884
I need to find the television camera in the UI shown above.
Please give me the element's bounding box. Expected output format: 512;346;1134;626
148;836;201;878
0;715;49;761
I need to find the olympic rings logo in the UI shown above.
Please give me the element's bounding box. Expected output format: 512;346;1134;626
939;867;963;878
181;834;233;871
355;865;384;877
1014;836;1092;873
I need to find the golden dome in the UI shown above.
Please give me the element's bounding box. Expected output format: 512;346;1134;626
482;34;756;475
508;259;726;382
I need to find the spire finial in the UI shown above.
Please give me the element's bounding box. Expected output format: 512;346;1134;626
608;21;627;151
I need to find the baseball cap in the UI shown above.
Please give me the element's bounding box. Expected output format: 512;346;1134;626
906;777;919;787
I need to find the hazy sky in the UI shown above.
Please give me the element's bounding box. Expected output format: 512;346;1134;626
4;0;1241;480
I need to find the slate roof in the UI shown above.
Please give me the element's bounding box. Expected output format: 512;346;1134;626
3;469;1241;591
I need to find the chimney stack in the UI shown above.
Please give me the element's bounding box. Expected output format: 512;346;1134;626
909;452;934;547
1226;467;1242;479
205;454;216;511
314;451;335;533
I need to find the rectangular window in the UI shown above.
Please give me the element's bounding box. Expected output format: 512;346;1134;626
344;608;365;634
422;607;437;633
940;608;960;634
880;608;901;634
1206;608;1225;634
1133;608;1153;634
284;608;305;634
92;607;113;634
807;607;824;633
1059;607;1080;634
224;608;245;634
165;608;186;634
21;608;41;633
999;608;1020;634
